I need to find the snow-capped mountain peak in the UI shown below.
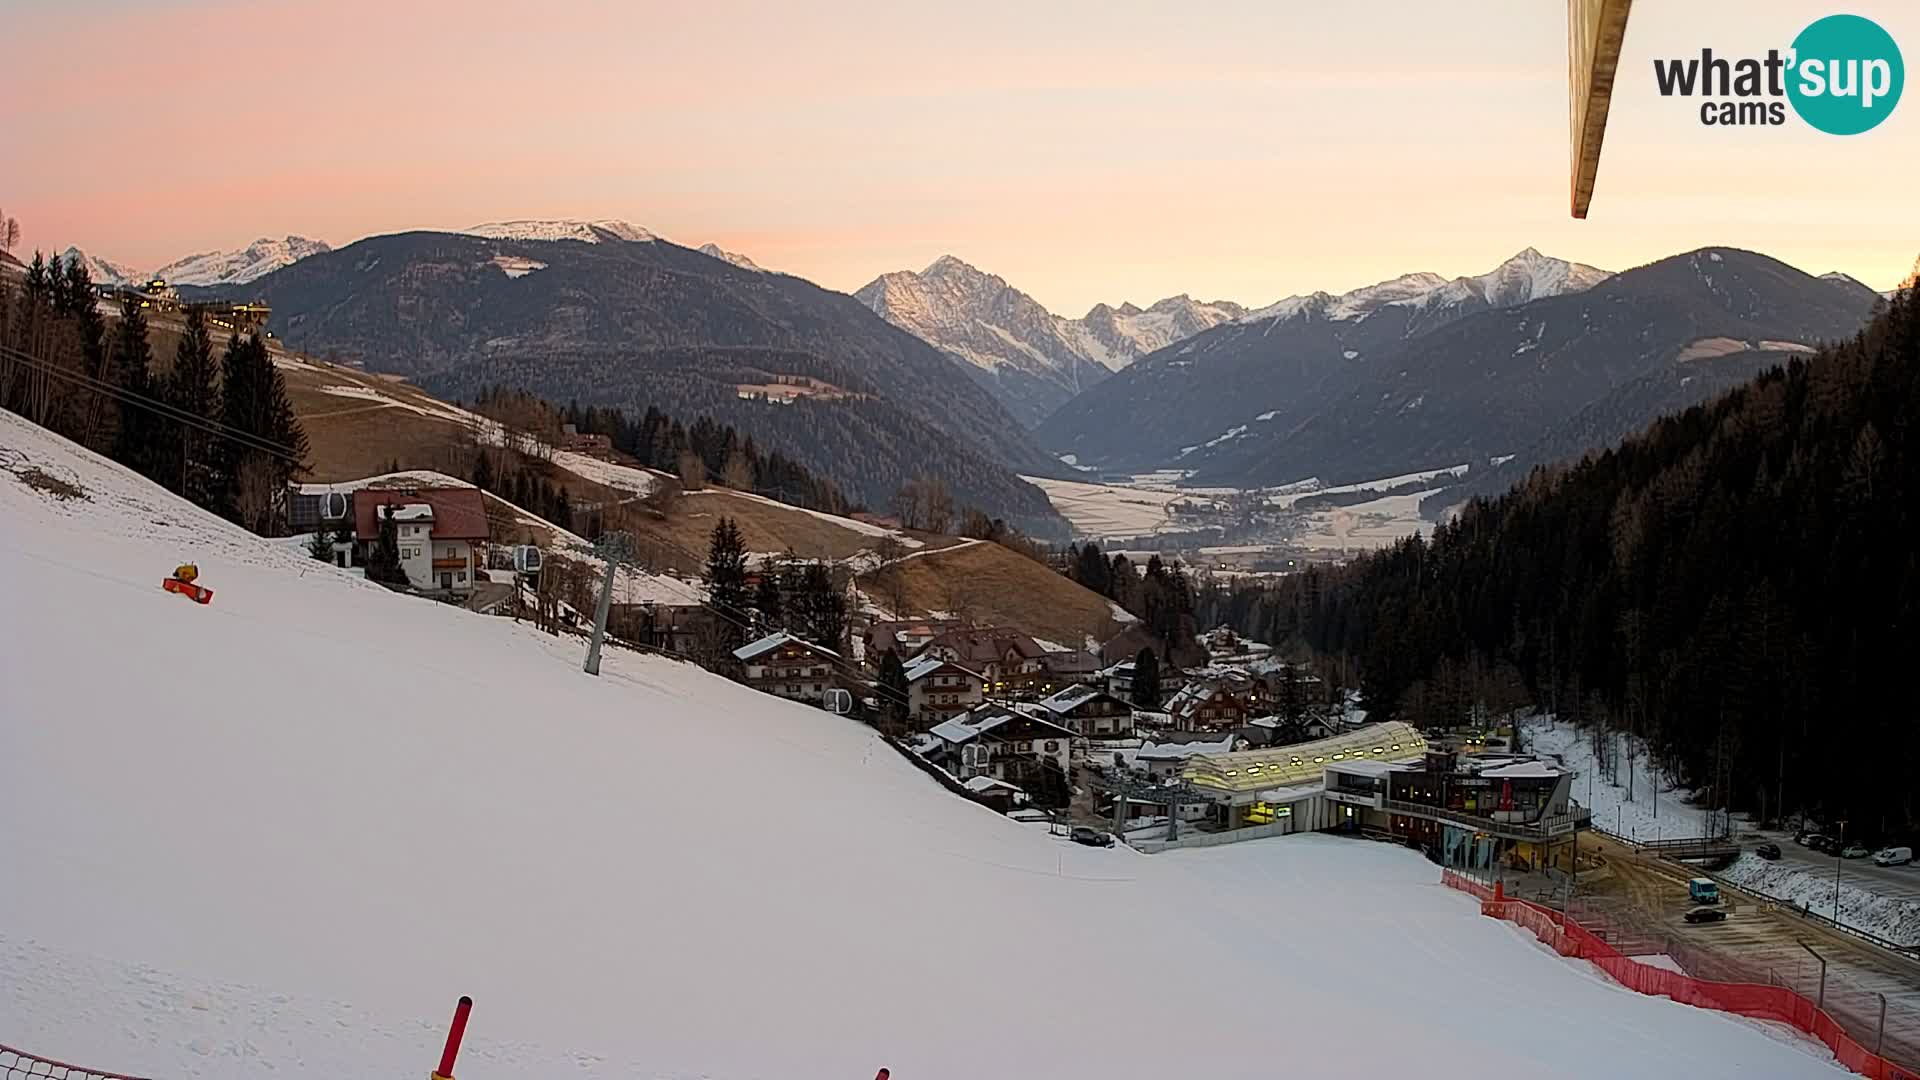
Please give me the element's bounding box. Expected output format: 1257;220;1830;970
463;219;657;244
855;256;1245;426
1451;247;1612;309
155;236;331;286
54;246;140;286
1240;250;1610;326
697;243;763;272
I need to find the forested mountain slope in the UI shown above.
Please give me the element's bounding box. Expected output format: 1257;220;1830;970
1272;273;1918;834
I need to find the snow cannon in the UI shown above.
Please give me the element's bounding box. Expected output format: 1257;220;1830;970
162;563;214;604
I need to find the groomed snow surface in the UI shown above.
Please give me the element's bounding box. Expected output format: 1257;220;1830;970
0;412;1843;1079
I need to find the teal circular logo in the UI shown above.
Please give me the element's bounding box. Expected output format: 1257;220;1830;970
1788;14;1904;135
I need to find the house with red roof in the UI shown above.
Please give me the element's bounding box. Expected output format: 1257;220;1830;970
353;488;490;593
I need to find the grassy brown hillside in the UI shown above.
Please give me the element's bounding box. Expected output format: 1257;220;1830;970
859;539;1126;648
182;325;1130;649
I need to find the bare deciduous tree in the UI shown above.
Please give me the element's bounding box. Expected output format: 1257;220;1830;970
721;450;753;490
677;451;708;491
924;476;954;534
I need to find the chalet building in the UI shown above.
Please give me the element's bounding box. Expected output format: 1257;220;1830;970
609;601;715;657
915;628;1048;695
557;423;613;458
1164;674;1264;731
1033;684;1135;739
921;704;1075;789
733;631;842;706
866;619;963;663
1038;649;1102;689
904;656;986;728
1101;659;1137;700
354;487;490;593
1098;626;1158;667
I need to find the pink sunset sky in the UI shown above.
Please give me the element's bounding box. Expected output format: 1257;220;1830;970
5;0;1916;312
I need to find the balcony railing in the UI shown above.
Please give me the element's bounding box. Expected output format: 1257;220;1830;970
1381;798;1584;842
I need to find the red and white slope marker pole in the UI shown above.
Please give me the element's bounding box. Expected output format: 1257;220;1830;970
432;996;473;1080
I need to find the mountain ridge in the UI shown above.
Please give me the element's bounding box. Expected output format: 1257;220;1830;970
203;230;1070;535
1184;247;1879;487
856;254;1243;428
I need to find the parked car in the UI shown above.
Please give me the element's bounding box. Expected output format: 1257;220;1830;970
1841;844;1871;859
1805;834;1835;853
1796;830;1825;847
1873;846;1914;867
1685;908;1729;924
1755;842;1782;861
1070;826;1115;848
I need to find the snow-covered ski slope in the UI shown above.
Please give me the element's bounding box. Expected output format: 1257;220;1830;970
0;411;1843;1080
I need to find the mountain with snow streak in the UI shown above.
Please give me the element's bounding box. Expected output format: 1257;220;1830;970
463;219;657;244
55;246;140;286
697;242;763;272
856;255;1240;428
154;236;331;286
1067;294;1247;370
1238;249;1609;327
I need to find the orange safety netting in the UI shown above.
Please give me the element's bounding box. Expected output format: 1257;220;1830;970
1439;871;1919;1080
1;1045;152;1080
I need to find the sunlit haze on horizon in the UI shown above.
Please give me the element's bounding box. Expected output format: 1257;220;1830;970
5;0;1916;310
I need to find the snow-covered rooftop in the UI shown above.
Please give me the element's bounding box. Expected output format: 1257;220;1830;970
904;655;977;683
732;631;839;663
1478;760;1566;780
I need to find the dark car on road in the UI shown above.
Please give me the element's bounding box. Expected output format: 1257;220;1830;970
1806;834;1835;853
1755;842;1782;860
1070;826;1115;848
1685;908;1728;924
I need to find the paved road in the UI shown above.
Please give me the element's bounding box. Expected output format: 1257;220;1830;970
1738;825;1920;903
1583;835;1920;1070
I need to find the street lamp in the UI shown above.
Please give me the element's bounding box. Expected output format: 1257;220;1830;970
1831;819;1847;929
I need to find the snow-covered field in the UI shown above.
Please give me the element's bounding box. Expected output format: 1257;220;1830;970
1025;470;1447;550
1288;488;1439;551
0;412;1845;1080
1020;474;1191;538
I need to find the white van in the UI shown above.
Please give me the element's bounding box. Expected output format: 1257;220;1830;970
1873;846;1913;866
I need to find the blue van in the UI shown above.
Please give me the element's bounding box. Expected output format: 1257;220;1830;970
1688;878;1721;904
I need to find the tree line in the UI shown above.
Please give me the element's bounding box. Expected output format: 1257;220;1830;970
1064;540;1204;663
1247;276;1920;839
1;251;308;533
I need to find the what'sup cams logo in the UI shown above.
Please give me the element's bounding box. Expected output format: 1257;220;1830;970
1654;14;1903;133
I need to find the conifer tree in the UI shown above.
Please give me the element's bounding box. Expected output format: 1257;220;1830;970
165;307;220;507
308;524;337;562
877;648;911;734
365;506;409;585
704;516;750;646
800;562;846;651
216;332;307;532
109;295;157;478
753;567;784;633
1131;647;1160;708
